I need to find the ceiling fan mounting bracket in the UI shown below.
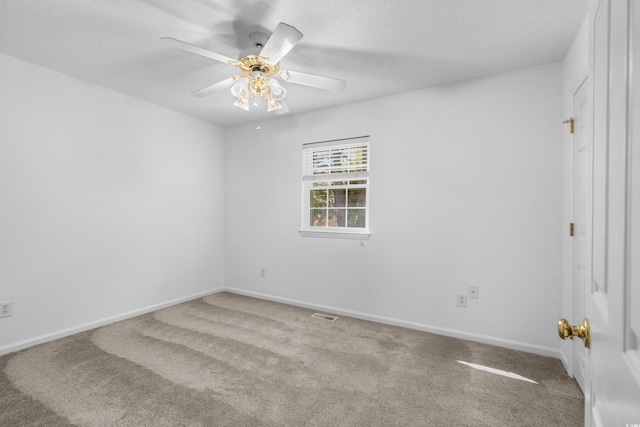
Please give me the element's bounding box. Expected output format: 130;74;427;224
248;31;269;48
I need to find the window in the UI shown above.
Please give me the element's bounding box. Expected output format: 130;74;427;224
300;136;370;239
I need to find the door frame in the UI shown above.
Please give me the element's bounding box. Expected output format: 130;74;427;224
561;69;589;381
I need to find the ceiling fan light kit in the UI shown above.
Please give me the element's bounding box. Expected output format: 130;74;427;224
230;71;287;112
229;55;286;112
161;22;346;115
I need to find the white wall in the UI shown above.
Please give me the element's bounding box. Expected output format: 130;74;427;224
560;19;589;371
224;63;565;356
0;53;226;354
0;52;567;358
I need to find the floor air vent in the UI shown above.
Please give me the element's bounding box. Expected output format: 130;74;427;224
311;313;338;321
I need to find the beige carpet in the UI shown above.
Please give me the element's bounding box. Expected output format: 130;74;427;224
0;292;583;426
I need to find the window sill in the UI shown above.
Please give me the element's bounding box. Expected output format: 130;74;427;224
299;230;371;240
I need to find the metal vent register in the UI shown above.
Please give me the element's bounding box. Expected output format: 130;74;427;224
311;313;338;321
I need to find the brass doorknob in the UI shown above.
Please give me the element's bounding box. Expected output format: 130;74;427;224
558;318;590;348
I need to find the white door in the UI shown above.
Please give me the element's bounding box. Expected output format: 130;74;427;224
585;0;640;425
571;78;590;393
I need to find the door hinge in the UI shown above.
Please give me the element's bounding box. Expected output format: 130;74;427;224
570;222;575;237
563;117;575;134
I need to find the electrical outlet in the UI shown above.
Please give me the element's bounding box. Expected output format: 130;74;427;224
260;268;266;278
469;286;479;299
456;294;467;308
0;302;13;318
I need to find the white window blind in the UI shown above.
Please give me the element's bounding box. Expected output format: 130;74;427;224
302;140;369;180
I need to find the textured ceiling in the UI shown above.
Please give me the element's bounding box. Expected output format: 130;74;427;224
0;0;587;127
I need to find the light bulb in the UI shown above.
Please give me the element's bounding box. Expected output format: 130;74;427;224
233;95;249;111
269;79;287;100
278;70;291;81
231;76;250;110
231;77;248;97
267;98;282;112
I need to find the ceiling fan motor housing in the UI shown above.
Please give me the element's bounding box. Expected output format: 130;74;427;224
234;55;280;76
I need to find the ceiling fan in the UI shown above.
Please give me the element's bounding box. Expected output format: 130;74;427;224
160;22;347;115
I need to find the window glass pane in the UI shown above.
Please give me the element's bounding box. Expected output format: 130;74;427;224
328;209;346;227
348;188;366;207
311;209;326;226
329;189;346;207
347;209;366;228
348;180;367;185
311;190;327;208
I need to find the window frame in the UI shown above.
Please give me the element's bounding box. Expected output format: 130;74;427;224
299;136;371;240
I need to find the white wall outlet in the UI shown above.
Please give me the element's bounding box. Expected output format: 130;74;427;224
456;294;467;307
469;286;479;299
260;268;266;278
0;302;14;318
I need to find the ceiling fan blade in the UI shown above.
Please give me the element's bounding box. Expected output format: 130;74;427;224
191;77;236;97
160;37;236;64
259;22;303;64
279;70;346;92
274;100;289;115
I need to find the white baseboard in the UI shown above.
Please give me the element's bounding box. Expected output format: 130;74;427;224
0;287;225;357
559;344;573;377
1;286;561;360
223;287;562;359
